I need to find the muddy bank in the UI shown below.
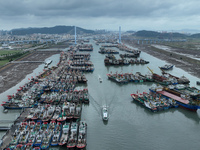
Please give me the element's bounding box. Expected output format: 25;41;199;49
124;40;200;79
0;50;60;94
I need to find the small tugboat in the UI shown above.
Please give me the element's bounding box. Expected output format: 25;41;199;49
102;106;108;121
77;121;87;149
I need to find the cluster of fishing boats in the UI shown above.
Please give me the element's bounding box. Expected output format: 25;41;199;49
131;84;200;112
107;68;191;86
104;55;149;66
67;51;94;72
148;68;190;85
77;44;93;51
107;72;147;83
117;44;141;55
119;53;140;58
5;120;87;150
98;47;119;54
2;45;92;149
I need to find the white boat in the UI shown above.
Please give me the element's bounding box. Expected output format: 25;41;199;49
44;59;52;68
59;122;70;146
102;106;108;121
99;75;103;83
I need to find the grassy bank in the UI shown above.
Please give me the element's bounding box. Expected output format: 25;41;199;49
0;50;30;66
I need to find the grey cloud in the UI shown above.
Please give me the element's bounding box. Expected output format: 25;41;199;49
0;0;200;30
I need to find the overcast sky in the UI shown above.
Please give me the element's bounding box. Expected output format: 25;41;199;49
1;0;200;32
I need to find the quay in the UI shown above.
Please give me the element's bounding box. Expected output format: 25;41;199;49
10;61;44;64
0;108;30;149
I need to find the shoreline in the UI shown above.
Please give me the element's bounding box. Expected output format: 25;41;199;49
0;50;61;94
125;41;200;79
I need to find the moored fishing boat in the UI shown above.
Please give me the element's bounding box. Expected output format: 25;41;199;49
8;129;21;149
74;103;82;119
23;143;33;150
33;147;40;150
51;106;61;121
14;144;24;150
51;122;62;146
67;122;78;148
42;105;55;122
59;122;70;146
34;130;43;147
40;130;52;150
77;121;87;149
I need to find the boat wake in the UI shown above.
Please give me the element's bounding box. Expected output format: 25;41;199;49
88;93;102;118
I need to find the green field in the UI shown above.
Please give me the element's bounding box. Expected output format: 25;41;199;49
0;50;23;56
0;50;30;66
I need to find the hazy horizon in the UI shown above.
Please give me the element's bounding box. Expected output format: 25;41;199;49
1;0;200;33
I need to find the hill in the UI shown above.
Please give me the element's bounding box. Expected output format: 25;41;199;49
134;30;187;39
11;26;94;35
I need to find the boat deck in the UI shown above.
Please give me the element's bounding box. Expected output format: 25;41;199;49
157;91;189;104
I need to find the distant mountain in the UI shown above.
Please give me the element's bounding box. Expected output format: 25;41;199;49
134;30;187;38
190;33;200;38
11;26;94;35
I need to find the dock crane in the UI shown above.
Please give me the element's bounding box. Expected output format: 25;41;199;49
147;66;154;74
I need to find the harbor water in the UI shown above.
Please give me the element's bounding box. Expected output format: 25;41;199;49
1;40;200;150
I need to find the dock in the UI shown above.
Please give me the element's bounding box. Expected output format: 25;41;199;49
0;108;30;149
10;61;44;64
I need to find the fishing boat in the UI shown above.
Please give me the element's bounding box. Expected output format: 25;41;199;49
159;64;174;70
14;144;24;150
77;121;87;149
40;130;52;150
26;130;36;148
31;104;43;121
1;100;36;109
67;122;78;148
34;130;43;147
42;105;55;122
66;103;75;120
33;147;40;150
51;122;62;146
74;103;82;119
102;106;108;121
8;129;21;149
51;106;61;121
59;122;70;146
24;143;33;150
57;103;68;123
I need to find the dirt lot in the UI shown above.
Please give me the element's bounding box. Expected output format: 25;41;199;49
0;50;60;94
124;40;200;79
